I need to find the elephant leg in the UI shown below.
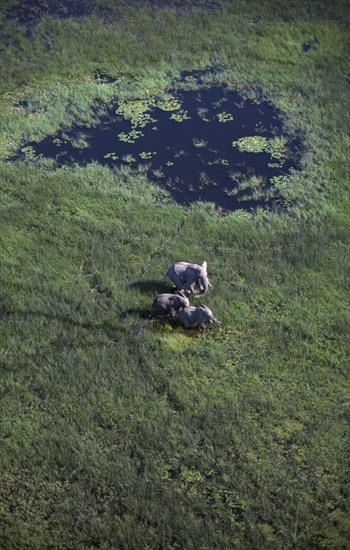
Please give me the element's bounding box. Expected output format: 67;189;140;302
169;307;177;320
169;272;185;290
181;317;189;329
189;282;197;295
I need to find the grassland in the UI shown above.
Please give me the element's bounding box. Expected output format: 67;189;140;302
1;1;349;548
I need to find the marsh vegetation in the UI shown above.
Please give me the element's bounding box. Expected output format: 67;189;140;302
1;0;349;548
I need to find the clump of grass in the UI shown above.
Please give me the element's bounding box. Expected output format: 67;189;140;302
197;106;210;121
193;137;208;148
122;154;136;163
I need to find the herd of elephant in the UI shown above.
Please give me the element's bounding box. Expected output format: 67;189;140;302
149;261;220;329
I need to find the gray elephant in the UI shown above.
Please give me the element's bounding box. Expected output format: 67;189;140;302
178;305;220;329
166;261;212;296
149;291;190;319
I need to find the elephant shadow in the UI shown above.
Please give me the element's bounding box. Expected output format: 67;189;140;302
124;307;151;319
129;279;172;295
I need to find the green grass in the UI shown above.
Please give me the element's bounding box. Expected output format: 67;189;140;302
1;1;350;548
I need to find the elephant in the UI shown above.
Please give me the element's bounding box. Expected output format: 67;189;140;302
178;305;220;329
166;261;212;296
149;291;190;319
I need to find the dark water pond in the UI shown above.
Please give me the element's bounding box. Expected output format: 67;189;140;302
5;0;220;26
15;84;302;212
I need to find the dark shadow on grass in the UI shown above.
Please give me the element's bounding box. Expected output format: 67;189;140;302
129;280;172;295
125;308;151;319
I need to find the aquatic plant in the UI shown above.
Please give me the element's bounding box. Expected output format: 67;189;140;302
232;135;288;159
217;111;234;123
224;186;239;196
53;138;64;146
232;135;269;153
118;129;144;143
139;151;156;160
152;168;164;178
122;154;136;163
197;107;210;121
104;152;119;160
20;145;37;157
270;175;288;188
237;175;265;191
267;135;288;159
156;96;182;112
170;110;191;122
193;138;208;148
69;134;89;149
116;98;157;129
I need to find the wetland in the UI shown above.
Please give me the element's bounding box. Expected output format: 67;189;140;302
14;74;302;212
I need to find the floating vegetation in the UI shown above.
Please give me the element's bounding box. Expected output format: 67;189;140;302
139;151;156;160
118;129;144;143
232;135;269;153
156;96;182;112
232;135;288;160
170;110;191;122
104;152;119;160
166;161;174;167
116;99;157;129
21;145;37;156
217;111;234;123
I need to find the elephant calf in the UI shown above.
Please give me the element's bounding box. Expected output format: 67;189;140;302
166;260;212;296
178;305;220;329
149;292;190;319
